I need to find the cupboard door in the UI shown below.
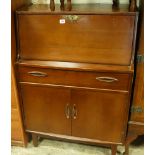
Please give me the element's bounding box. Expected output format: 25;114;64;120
18;66;130;91
71;89;129;143
20;84;71;136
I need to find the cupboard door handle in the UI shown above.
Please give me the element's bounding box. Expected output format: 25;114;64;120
28;71;47;77
96;77;118;83
72;104;77;119
65;104;70;119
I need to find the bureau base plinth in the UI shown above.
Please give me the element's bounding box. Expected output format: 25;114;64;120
30;131;119;155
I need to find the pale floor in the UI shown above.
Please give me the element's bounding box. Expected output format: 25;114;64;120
11;138;144;155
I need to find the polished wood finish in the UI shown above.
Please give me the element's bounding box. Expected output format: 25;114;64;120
15;3;138;155
12;0;32;146
124;121;144;155
28;130;122;145
71;89;129;143
11;64;27;146
12;0;31;62
11;108;23;141
124;0;144;154
130;62;144;122
111;145;117;155
130;1;144;123
129;0;144;132
17;13;136;65
124;133;138;155
18;81;131;152
18;66;131;91
19;81;131;146
17;60;134;73
128;121;144;135
11;71;18;109
20;84;71;135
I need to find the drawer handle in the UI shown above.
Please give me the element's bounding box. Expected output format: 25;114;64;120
28;71;47;77
96;77;118;83
65;104;70;119
72;104;77;119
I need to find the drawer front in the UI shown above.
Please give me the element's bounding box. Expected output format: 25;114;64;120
18;66;131;91
71;89;129;143
18;14;136;65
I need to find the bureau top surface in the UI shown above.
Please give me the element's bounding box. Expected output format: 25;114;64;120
17;4;137;15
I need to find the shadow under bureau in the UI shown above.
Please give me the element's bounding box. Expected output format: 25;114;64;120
15;4;138;155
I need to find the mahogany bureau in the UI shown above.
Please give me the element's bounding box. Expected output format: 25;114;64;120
15;3;138;154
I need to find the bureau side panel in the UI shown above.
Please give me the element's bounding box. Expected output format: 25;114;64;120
130;2;144;124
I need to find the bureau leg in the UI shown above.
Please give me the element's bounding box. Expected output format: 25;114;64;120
32;133;38;147
111;145;117;155
124;144;129;155
123;134;138;155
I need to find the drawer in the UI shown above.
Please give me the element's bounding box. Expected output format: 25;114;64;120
18;66;131;91
18;14;136;65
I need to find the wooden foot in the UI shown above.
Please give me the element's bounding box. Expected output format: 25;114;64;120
124;144;129;155
123;134;138;155
32;133;38;147
111;145;117;155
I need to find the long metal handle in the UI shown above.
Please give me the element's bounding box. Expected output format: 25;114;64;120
96;77;118;83
72;104;77;119
28;71;47;77
65;104;70;119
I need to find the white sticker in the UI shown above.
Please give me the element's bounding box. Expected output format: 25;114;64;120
60;19;65;24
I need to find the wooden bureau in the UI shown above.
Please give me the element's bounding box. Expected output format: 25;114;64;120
15;3;138;154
